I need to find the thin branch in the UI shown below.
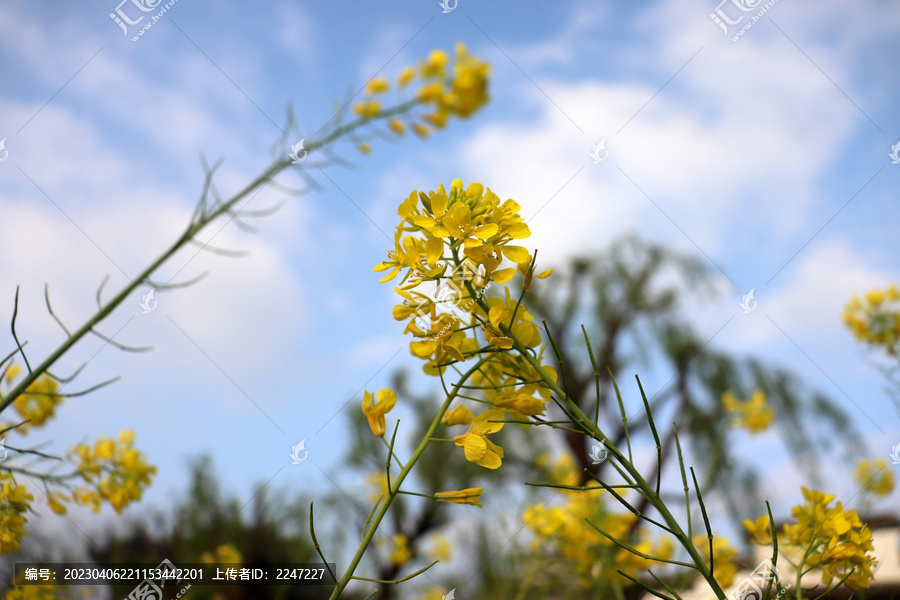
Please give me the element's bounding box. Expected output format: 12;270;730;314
44;284;72;337
309;502;338;584
88;329;153;353
10;287;31;373
96;274;110;310
146;271;209;291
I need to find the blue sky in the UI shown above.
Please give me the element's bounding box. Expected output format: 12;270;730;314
1;0;899;560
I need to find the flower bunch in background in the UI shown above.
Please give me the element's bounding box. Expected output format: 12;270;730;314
745;487;877;591
844;285;900;356
722;389;774;434
68;430;156;514
522;453;677;590
357;44;490;141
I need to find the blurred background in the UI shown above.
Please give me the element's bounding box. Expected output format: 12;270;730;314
0;1;899;598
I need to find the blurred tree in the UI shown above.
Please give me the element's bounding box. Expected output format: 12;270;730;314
524;234;866;517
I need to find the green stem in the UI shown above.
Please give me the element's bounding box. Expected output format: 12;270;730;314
0;99;421;417
326;355;491;600
463;283;728;600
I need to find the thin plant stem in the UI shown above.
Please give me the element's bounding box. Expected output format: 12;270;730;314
326;356;492;600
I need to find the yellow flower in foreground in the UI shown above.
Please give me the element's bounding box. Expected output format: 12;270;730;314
362;389;396;437
854;457;894;498
435;487;483;507
441;405;474;426
722;389;774;433
454;410;505;469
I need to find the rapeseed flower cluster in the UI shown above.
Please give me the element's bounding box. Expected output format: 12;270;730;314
522;454;676;588
371;180;554;475
844;285;900;356
70;430;156;514
853;457;894;498
0;473;33;555
744;487;877;590
3;364;62;432
722;389;773;434
355;44;489;140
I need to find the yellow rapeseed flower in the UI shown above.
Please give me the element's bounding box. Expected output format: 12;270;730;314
454;410;505;469
844;284;900;355
0;473;33;555
742;514;773;545
69;430;156;514
362;389;397;437
434;487;483;507
397;66;415;88
353;99;381;119
722;389;774;433
388;119;405;135
365;77;389;96
441;405;474;426
693;535;738;587
3;365;63;432
748;486;877;590
388;533;411;566
854;457;894;498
